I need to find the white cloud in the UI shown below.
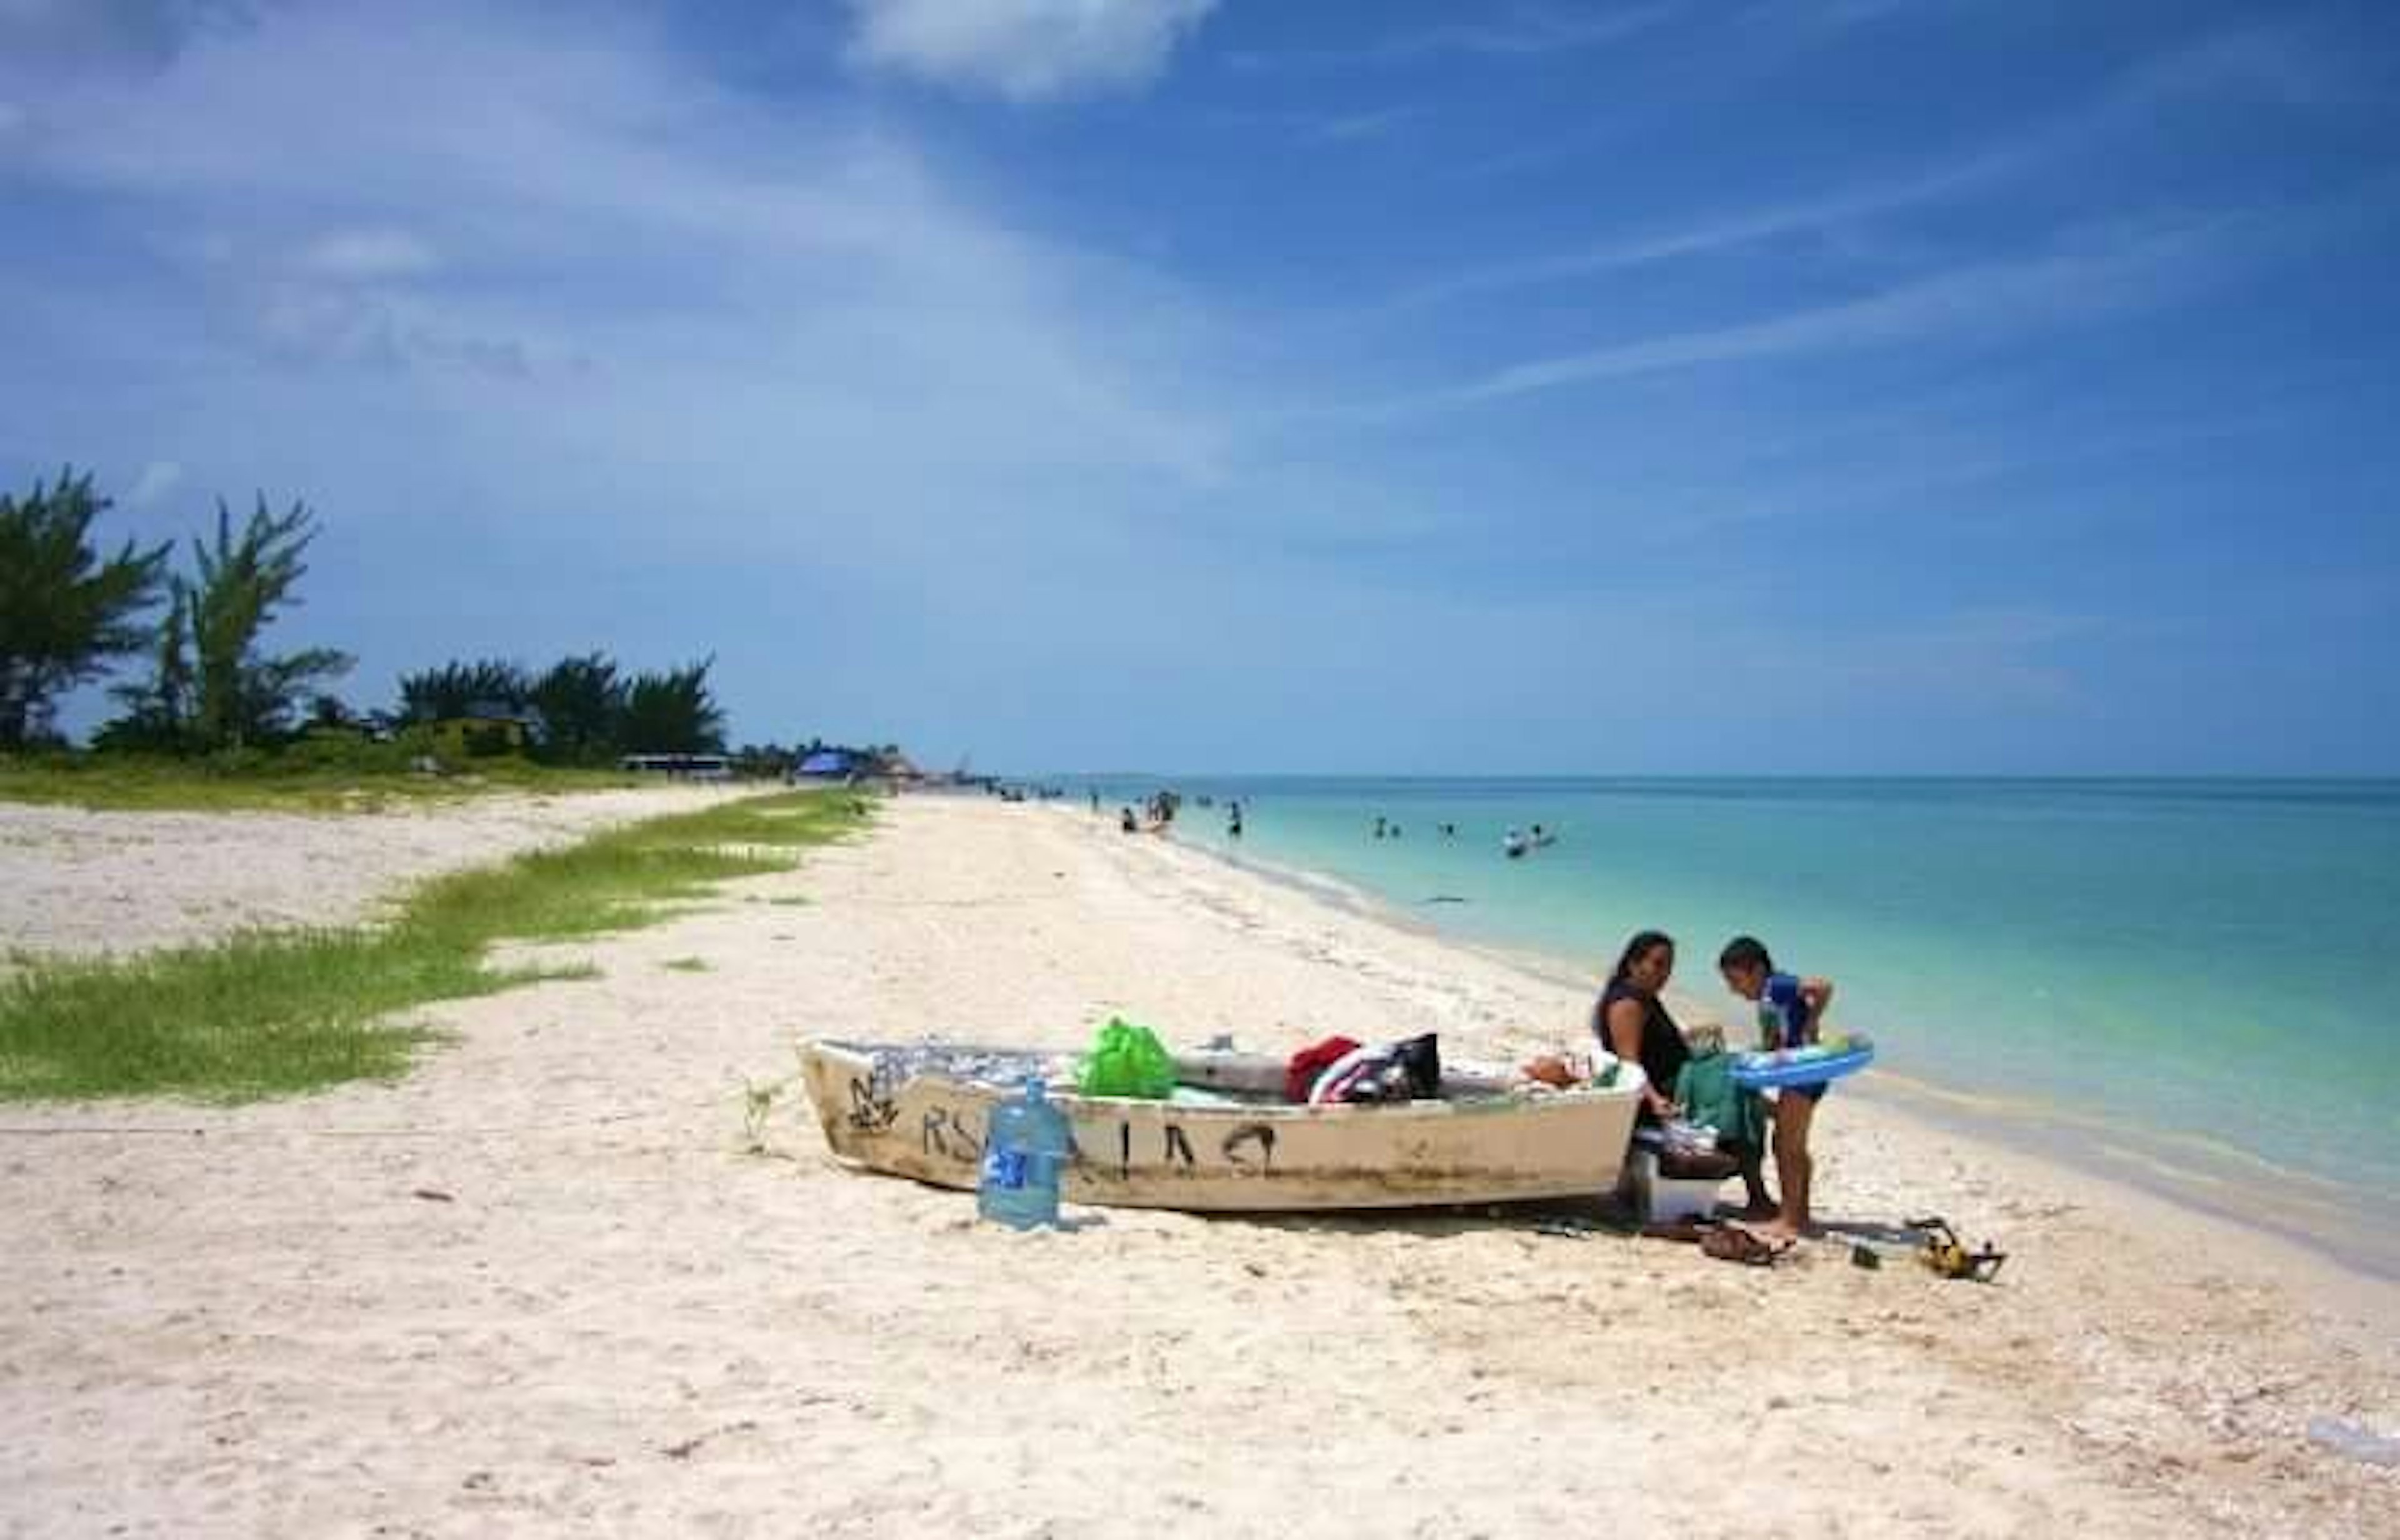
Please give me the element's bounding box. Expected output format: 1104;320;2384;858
844;0;1217;102
1229;2;1678;70
0;1;1275;759
1312;106;1417;143
1394;217;2247;412
296;228;440;281
0;0;1241;544
124;458;182;508
1384;2;1680;60
1385;148;2019;311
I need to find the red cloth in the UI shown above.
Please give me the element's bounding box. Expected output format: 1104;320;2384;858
1284;1036;1362;1104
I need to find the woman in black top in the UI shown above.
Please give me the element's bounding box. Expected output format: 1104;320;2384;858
1595;929;1688;1124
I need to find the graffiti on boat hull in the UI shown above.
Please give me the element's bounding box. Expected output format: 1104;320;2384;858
883;1098;1279;1184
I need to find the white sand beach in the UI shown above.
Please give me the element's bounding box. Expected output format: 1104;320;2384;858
2;792;2395;1537
0;786;746;965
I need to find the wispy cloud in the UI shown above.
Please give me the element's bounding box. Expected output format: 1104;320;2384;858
843;0;1218;102
0;1;1249;700
1782;606;2102;715
0;0;256;78
1386;146;2022;312
1382;3;1682;59
2122;19;2381;113
1396;20;2368;311
124;459;183;509
1311;105;1419;143
1203;102;1422;146
1228;1;1681;71
295;228;442;281
1385;216;2247;413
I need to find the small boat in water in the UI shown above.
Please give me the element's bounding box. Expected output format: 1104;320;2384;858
798;1038;1645;1212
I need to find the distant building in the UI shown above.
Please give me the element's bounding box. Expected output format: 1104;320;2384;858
428;701;538;759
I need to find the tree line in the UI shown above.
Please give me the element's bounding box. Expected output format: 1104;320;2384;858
0;467;731;761
394;654;724;764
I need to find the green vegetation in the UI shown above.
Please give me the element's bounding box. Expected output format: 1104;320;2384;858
0;790;866;1101
660;956;712;973
396;650;726;764
100;494;352;754
0;748;641;812
0;469;172;749
0;464;913;802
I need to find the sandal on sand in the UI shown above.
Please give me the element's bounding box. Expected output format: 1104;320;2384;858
1701;1227;1793;1267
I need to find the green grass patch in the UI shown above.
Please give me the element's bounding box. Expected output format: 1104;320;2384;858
0;749;665;813
0;790;867;1102
660;956;711;973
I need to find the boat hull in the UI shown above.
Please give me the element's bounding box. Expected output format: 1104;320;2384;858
798;1039;1642;1212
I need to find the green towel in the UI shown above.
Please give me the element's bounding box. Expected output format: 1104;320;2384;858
1676;1049;1765;1151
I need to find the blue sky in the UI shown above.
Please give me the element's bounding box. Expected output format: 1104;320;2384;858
4;0;2396;774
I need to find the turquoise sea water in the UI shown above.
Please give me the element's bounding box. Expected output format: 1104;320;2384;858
1071;777;2400;1261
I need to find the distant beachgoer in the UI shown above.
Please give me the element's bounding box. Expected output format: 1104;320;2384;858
1119;807;1138;834
1090;788;1101;814
1719;935;1836;1240
1228;802;1244;838
1373;816;1388;840
1503;826;1528;859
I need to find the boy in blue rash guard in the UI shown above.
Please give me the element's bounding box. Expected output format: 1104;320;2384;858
1719;936;1836;1240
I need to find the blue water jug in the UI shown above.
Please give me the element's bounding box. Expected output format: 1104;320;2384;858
977;1078;1074;1230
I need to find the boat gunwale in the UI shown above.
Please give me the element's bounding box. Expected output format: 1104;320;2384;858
803;1038;1644;1122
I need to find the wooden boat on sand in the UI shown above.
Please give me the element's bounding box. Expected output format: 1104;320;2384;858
798;1038;1645;1212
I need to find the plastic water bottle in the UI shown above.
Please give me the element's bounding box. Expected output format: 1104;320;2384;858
978;1078;1074;1230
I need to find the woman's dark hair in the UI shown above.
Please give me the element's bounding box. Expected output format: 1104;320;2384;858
1718;935;1774;974
1610;929;1675;984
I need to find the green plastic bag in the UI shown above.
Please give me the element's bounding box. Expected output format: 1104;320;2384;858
1076;1017;1177;1099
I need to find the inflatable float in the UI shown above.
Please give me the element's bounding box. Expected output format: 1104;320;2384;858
1729;1034;1875;1091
